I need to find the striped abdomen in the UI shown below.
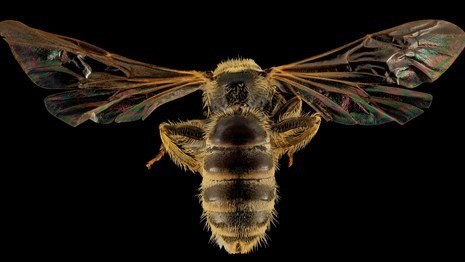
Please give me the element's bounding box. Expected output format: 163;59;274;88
201;114;276;254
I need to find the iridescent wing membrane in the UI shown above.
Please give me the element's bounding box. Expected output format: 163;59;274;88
268;20;465;125
0;20;207;126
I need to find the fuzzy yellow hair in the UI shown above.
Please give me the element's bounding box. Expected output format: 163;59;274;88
213;58;263;76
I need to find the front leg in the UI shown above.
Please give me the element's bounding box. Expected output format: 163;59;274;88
147;120;206;173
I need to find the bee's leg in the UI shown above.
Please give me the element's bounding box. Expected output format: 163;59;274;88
147;120;206;173
146;146;166;170
272;111;321;167
269;92;287;116
271;96;303;166
271;96;302;120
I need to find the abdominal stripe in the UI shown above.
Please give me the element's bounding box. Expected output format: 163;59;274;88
204;147;273;175
206;145;267;152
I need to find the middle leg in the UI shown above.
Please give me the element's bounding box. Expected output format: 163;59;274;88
271;97;321;166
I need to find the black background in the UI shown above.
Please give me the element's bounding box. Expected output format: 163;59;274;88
2;3;463;259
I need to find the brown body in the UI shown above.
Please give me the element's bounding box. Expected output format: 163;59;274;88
202;110;277;253
1;20;463;254
155;61;322;253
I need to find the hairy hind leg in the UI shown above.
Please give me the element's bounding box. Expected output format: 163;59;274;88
147;120;206;173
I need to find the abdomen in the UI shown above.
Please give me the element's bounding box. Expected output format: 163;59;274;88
201;113;277;254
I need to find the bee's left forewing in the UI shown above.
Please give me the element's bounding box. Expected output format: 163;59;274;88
0;20;208;126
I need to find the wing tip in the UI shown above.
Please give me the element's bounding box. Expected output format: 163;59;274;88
0;20;17;27
115;114;142;124
425;94;433;109
396;108;425;125
435;20;465;52
437;20;465;34
44;97;81;127
0;20;26;34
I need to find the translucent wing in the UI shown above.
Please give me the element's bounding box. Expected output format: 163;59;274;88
0;20;207;126
268;20;465;125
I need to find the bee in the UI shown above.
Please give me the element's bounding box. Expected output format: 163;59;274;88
1;20;464;254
